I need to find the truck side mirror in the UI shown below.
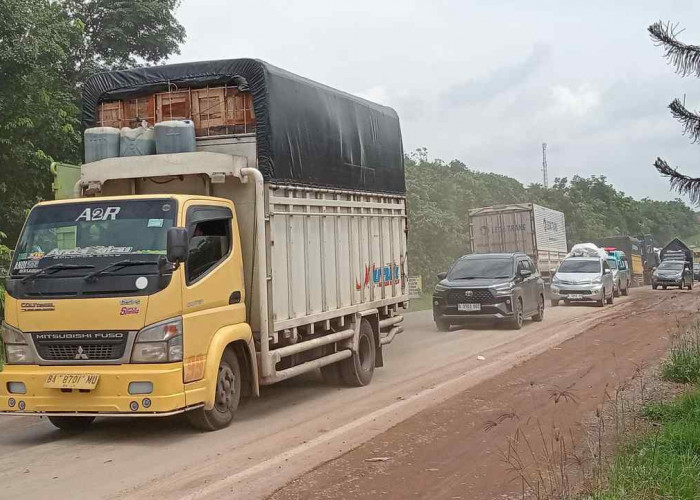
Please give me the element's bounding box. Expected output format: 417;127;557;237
437;272;447;280
167;227;189;264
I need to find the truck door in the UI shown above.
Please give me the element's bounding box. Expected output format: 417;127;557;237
180;201;246;385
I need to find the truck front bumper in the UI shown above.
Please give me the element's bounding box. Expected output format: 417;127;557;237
0;363;189;415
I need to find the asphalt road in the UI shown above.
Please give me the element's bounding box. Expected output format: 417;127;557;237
0;294;635;499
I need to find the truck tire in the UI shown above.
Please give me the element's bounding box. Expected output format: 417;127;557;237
48;416;95;432
652;284;658;290
550;299;559;307
187;348;241;431
662;285;667;290
532;295;545;322
340;319;375;387
435;318;451;332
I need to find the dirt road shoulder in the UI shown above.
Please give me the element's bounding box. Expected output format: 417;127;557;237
271;288;700;500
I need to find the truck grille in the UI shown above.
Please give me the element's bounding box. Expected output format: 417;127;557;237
447;289;494;304
32;332;128;362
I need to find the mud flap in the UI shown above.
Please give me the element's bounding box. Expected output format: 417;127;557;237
375;344;384;368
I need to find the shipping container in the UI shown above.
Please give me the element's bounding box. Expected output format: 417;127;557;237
468;203;567;281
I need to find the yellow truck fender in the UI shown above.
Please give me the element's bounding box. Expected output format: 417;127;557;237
202;323;260;409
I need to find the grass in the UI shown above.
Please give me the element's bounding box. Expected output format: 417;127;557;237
662;325;700;383
407;293;432;313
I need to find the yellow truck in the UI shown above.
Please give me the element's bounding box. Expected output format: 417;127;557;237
1;59;409;431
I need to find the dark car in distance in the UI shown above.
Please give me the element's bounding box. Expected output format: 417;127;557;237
432;253;546;331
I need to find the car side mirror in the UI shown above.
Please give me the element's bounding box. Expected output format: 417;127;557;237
167;227;189;264
519;269;532;278
437;272;447;280
604;269;611;275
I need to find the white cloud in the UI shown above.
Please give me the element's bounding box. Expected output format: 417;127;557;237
550;84;601;116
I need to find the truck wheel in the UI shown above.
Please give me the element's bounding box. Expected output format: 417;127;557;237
435;318;451;332
320;362;343;385
614;282;621;297
662;285;667;290
532;295;545;322
652;284;658;290
187;349;241;431
509;299;524;330
550;299;559;307
48;416;95;432
341;319;375;387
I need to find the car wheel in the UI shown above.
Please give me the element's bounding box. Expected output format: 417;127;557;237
652;284;658;290
533;295;545;322
48;416;95;433
435;318;451;331
662;285;667;290
550;299;559;307
690;281;694;291
606;288;614;304
614;282;621;297
622;283;629;296
510;298;524;330
340;319;376;387
187;348;241;431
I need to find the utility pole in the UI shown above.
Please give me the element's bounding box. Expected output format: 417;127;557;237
542;142;549;188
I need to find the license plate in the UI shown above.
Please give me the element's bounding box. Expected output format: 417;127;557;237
44;374;100;390
458;303;481;312
568;294;583;300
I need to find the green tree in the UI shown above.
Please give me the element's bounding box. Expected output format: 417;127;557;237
0;0;186;245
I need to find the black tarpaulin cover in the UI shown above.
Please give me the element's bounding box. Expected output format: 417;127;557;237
82;58;405;194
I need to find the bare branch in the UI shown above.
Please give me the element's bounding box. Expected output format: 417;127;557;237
654;157;700;203
649;21;700;77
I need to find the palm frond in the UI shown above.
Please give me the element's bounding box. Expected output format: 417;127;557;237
649;21;700;77
670;98;700;142
654;157;700;203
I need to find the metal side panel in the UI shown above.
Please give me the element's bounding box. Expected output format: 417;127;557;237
268;186;408;331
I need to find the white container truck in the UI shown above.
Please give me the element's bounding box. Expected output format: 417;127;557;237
1;59;409;431
468;203;567;282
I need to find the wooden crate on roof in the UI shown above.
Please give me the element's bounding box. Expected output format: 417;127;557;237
225;88;255;134
97;101;124;128
156;90;191;122
191;87;226;135
124;96;156;127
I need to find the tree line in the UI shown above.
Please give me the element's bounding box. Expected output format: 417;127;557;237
406;149;700;288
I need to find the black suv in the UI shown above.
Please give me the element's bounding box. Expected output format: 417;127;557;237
432;253;545;331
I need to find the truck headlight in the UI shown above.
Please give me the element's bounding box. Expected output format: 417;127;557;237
131;317;183;363
1;322;35;365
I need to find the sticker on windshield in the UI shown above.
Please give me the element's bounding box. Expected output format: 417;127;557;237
75;206;121;222
44;246;133;258
147;218;164;228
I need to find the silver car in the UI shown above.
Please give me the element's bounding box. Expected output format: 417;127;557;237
550;257;615;307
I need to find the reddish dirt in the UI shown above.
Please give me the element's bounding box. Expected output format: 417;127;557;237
270;288;700;500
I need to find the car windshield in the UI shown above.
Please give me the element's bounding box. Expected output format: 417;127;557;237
607;258;618;269
11;199;176;277
658;261;684;270
448;257;513;280
557;259;600;273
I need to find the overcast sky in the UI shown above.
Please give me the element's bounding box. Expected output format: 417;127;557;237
171;0;700;202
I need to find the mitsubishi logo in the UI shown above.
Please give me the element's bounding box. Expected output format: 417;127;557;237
465;291;473;297
74;346;89;360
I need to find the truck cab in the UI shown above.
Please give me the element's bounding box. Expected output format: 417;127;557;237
2;194;256;431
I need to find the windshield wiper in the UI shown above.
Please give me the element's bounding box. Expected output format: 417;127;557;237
21;264;95;283
83;259;158;281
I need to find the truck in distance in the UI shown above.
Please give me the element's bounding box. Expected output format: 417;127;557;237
653;238;694;290
432;252;545;331
468;203;567;283
0;59;410;431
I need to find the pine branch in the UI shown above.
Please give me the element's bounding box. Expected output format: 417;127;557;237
649;21;700;77
669;98;700;142
654;157;700;203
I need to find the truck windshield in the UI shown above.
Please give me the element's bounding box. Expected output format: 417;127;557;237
658;261;684;270
607;258;618;269
11;199;176;277
558;260;600;273
448;258;513;280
